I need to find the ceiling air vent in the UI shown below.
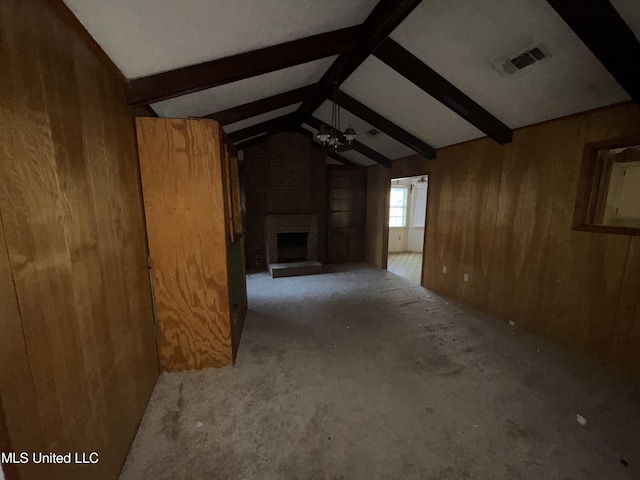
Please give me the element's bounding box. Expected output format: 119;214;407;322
367;128;381;136
495;44;551;76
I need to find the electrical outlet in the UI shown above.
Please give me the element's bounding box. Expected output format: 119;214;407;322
464;273;469;282
442;266;447;274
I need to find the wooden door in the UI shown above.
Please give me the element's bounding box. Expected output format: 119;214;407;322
328;167;367;263
136;117;233;371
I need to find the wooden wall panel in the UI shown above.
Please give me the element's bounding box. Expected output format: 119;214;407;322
136;118;233;372
438;145;471;302
487;126;564;333
364;166;387;268
365;102;640;379
328;167;367;263
610;237;640;377
426;141;505;310
0;0;159;478
463;143;503;309
0;213;46;480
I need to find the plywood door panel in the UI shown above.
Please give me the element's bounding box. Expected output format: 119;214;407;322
136;117;233;371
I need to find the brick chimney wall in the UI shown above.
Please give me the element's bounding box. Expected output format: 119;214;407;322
240;131;328;270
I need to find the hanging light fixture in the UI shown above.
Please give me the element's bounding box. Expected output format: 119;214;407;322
316;84;356;152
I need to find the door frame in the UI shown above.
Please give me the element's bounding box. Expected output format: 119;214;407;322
384;173;430;285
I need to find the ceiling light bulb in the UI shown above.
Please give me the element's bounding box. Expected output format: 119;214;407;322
344;124;356;143
317;125;330;143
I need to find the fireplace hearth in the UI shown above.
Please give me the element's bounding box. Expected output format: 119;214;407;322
265;215;322;277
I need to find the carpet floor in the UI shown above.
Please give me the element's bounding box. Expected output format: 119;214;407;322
120;264;639;480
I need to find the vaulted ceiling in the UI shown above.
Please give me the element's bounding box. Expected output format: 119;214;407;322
63;0;640;167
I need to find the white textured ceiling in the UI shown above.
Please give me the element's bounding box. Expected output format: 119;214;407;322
612;0;640;40
62;0;378;78
342;57;485;149
64;0;639;158
224;105;300;134
388;0;629;130
314;101;416;160
152;58;336;118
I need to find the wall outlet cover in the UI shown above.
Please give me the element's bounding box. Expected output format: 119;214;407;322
442;266;447;273
464;273;469;282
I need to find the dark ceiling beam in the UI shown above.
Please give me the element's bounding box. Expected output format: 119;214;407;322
205;84;319;126
374;39;512;145
234;133;270;151
306;116;392;168
296;128;360;167
311;142;360;168
546;0;640;103
126;26;365;107
353;140;392;169
133;105;159;118
295;0;424;120
333;90;437;159
228;113;298;144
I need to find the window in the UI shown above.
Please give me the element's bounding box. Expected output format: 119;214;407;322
575;138;640;235
389;186;408;227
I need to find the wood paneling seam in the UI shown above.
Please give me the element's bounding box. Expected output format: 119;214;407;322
0;205;40;434
608;237;634;358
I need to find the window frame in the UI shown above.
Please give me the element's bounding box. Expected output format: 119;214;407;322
389;186;408;228
574;135;640;237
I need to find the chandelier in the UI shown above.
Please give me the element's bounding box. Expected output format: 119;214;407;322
316;85;356;152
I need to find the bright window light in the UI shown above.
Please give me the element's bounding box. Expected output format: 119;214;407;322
389;186;408;227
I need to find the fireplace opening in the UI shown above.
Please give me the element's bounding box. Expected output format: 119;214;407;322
277;232;308;263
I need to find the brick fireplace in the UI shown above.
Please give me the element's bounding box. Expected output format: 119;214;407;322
265;215;318;264
264;215;322;277
239;132;328;271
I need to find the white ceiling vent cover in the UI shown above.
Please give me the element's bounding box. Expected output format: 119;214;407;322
494;45;551;76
